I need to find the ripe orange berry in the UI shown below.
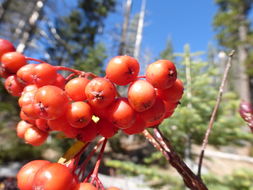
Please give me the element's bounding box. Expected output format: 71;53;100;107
33;163;77;190
85;77;116;108
106;55;139;85
146;60;177;89
1;52;27;73
53;73;66;89
65;77;90;101
108;98;136;129
122;115;146;135
139;97;165;123
17;64;36;85
4;75;24;96
17;160;50;190
128;80;156;112
24;126;48;146
157;79;184;102
0;39;15;59
16;120;33;139
33;63;57;87
33;85;69;120
66;101;92;128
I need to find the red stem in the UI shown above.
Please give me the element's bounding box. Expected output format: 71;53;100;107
54;66;83;75
137;75;146;79
90;138;108;184
26;57;46;63
78;138;105;180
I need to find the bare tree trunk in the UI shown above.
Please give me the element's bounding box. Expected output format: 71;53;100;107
16;0;46;53
235;14;251;102
133;0;146;60
118;0;132;55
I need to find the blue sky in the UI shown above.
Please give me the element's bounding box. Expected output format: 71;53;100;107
102;0;218;59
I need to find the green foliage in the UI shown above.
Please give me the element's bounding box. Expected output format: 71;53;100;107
160;45;252;156
47;0;115;75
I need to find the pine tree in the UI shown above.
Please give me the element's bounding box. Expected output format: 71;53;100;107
213;0;253;102
46;0;116;75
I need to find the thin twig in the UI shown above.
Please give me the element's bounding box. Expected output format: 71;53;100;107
197;50;235;177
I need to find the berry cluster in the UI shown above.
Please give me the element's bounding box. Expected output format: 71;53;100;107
0;38;184;190
1;39;183;145
17;159;120;190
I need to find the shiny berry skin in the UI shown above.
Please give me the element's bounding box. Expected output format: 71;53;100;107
128;80;156;112
17;160;50;190
4;75;24;96
35;118;51;132
53;73;66;89
33;85;69;120
122;115;146;135
65;77;90;101
106;55;140;85
16;120;33;139
33;163;78;190
108;98;136;129
24;126;48;146
157;79;184;102
33;63;57;87
85;77;116;109
0;39;15;59
17;64;36;85
146;60;177;89
139;97;165;123
66;101;92;128
1;52;27;73
75;182;98;190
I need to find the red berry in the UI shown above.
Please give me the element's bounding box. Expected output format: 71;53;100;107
106;55;139;85
108;98;136;129
4;75;24;96
33;163;77;190
1;52;27;73
122;116;146;135
146;60;177;89
0;39;15;58
85;77;116;109
65;77;90;101
17;64;36;85
128;80;156;112
157;79;184;102
139;97;165;123
66;101;93;128
16;120;33;139
33;63;57;87
24;126;48;146
33;85;69;120
17;160;50;190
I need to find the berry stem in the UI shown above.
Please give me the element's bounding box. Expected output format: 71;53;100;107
137;75;146;79
25;57;46;63
79;137;105;181
54;66;83;75
89;138;107;184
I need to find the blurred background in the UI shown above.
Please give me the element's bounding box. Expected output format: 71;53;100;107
0;0;253;189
